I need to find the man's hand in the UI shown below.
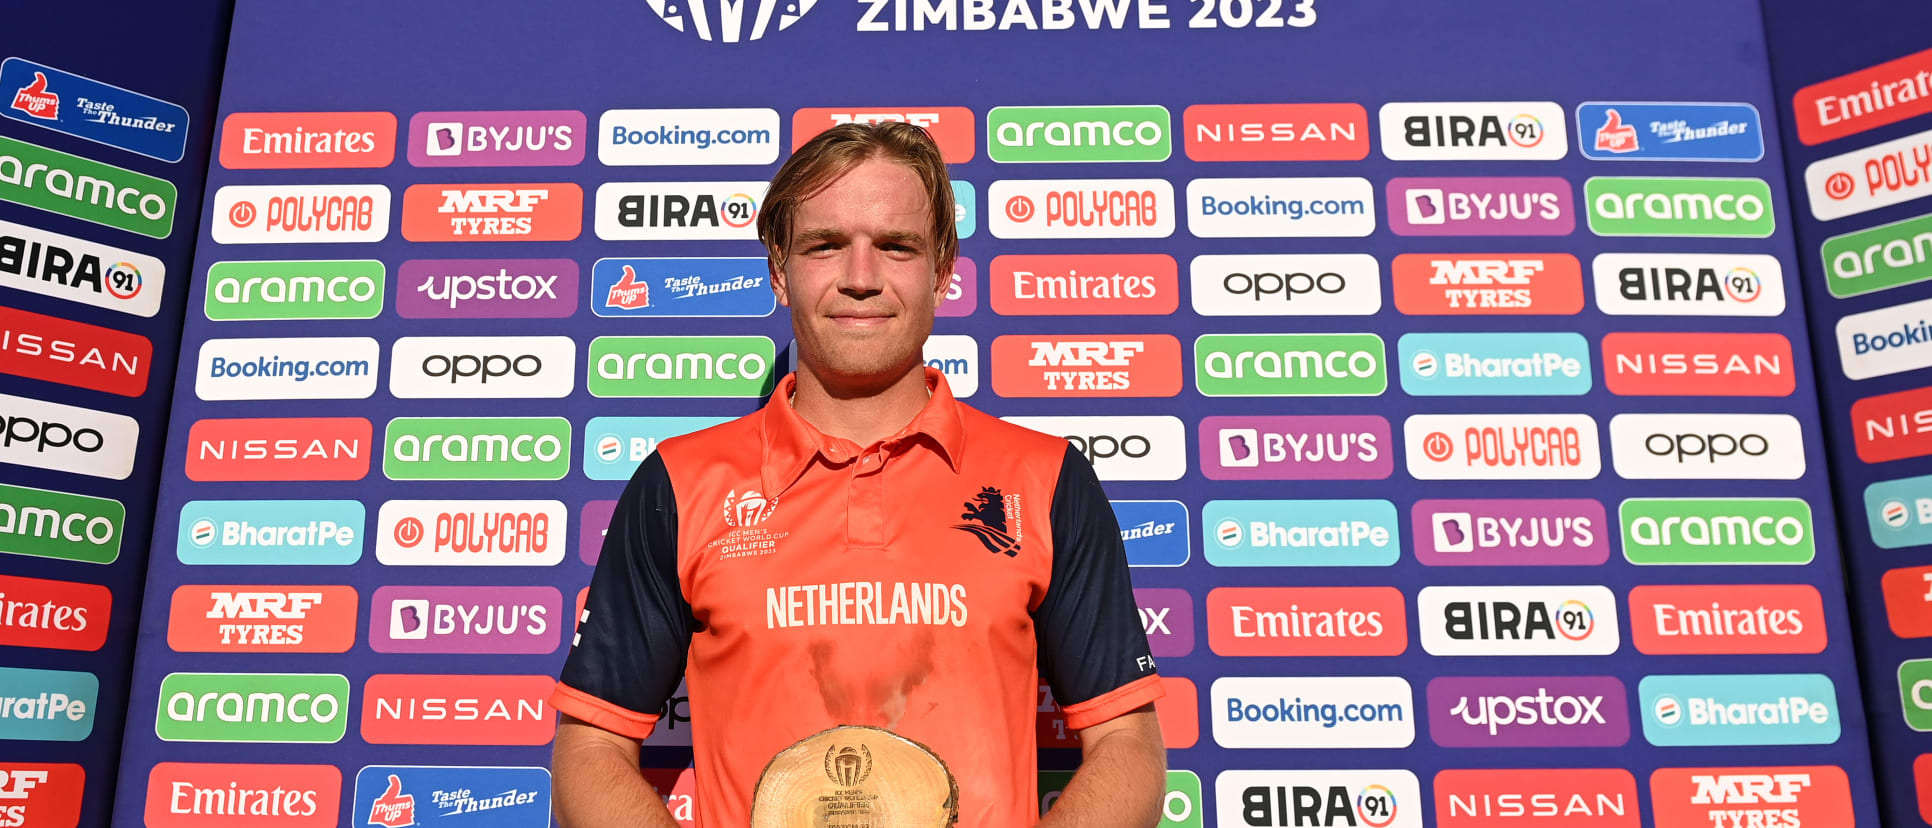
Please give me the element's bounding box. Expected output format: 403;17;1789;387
552;714;685;828
1038;705;1166;827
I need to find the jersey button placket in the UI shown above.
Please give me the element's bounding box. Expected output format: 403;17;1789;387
850;445;887;550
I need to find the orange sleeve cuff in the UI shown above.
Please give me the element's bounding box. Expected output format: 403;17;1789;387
551;682;660;740
1061;673;1165;731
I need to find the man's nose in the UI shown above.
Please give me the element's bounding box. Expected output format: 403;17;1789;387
838;246;886;294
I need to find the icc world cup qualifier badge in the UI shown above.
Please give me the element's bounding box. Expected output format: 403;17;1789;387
751;725;958;828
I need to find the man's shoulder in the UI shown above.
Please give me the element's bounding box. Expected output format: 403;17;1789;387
654;408;767;470
955;402;1075;467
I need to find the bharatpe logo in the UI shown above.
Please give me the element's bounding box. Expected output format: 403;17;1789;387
1210;676;1415;749
1620;498;1814;565
382;417;571;481
1825;211;1932;299
1202;499;1398;567
1113;500;1189;566
591;258;776;317
1398;332;1590;397
353;765;551;828
1578;102;1764;162
583;416;730;480
0;483;123;565
1866;473;1932;549
0;666;97;741
588;335;776;397
1592;253;1786;317
1426;675;1629;747
0;135;175;238
205;260;385;321
1215;769;1420;828
1585;177;1774;237
1639;674;1838;747
398;259;578;320
0;58;191;162
154;672;350;743
0;218;166;318
176;500;364;566
986;105;1170;163
1194;333;1385;397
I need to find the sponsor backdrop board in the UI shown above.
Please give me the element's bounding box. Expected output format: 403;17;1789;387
1762;0;1932;825
111;1;1884;827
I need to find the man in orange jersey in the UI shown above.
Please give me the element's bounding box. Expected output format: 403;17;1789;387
550;121;1166;827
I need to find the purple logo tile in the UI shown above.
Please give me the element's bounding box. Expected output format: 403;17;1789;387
1200;415;1392;480
581;500;616;565
370;585;564;654
1427;675;1628;747
397;259;579;319
408;110;587;167
1387;177;1574;236
937;256;977;318
1412;499;1608;566
1134;587;1193;657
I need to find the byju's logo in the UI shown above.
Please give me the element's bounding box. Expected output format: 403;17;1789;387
1398;332;1590;397
639;0;818;42
0;219;165;317
1115;500;1189;567
397;259;576;320
1000;415;1186;481
583;416;730;480
1379;102;1566;161
1387;177;1573;236
177;500;363;567
1189;253;1380;317
594;181;764;241
1215;769;1420;828
1638;674;1838;746
369;585;561;654
352;765;550;828
1203;500;1398;567
1426;675;1629;747
1591;253;1785;317
1404;414;1600;480
1211;675;1415;748
592;258;775;317
1201;415;1392;481
1418;585;1620;656
1;58;190;162
411;110;584;167
1412;499;1607;567
1577;103;1763;162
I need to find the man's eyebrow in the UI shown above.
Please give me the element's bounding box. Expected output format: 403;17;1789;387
792;227;844;245
875;230;926;246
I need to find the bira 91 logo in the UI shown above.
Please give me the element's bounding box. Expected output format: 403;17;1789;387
1379;102;1567;161
1411;499;1607;567
1648;766;1852;828
359;674;556;745
1206;586;1406;657
353;765;551;828
1804;124;1932;221
1628;584;1827;655
1403;414;1600;480
412;110;585;167
398;258;577;320
1195;333;1386;397
1002;415;1186;481
0;218;166;317
1608;413;1804;480
1418;585;1621;656
1202;499;1399;567
1794;45;1932;145
1183;103;1369;162
1391;253;1584;315
1398;332;1591;397
0;304;151;397
0;667;95;741
165;585;358;653
1;57;190;163
1591;253;1786;317
1638;674;1839;747
591;258;776;318
1584;177;1774;237
1602;332;1794;397
0;393;138;480
176;500;363;567
1823;210;1932;298
1215;769;1421;828
155;672;350;743
990;254;1177;316
1836;295;1932;381
184;417;370;482
1434;768;1639;828
1620;498;1816;566
1577;102;1764;162
1866;473;1932;549
0;483;124;565
401;183;582;242
594;181;765;241
0;761;83;828
1387;177;1573;236
211;185;390;244
1200;414;1392;481
369;585;561;654
1113;500;1189;567
988;178;1174;239
1190;253;1382;317
1185;177;1376;238
219;112;396;169
0;573;108;652
382;418;571;481
991;335;1181;397
1211;676;1414;750
375;499;566;566
793;108;976;162
144;762;339;828
1426;675;1629;748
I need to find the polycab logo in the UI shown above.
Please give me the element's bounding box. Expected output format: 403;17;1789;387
1186;177;1375;238
1795;45;1932;144
1404;414;1601;480
1881;565;1932;638
583;416;732;481
0;667;96;741
401;183;582;242
1418;585;1621;656
176;500;363;567
1411;499;1607;567
352;766;550;828
1182;103;1369;162
793;108;976;162
0;574;108;651
184;418;370;482
1201;499;1398;567
1577;102;1763;162
1190;253;1381;317
1000;415;1185;481
0;219;166;317
219;112;396;169
1391;253;1584;315
601;108;777;166
165;585;358;653
145;762;339;828
1215;769;1421;828
1866;473;1932;549
388;336;575;399
1135;588;1195;658
1836;295;1932;380
1638;674;1839;747
0;305;151;396
375;500;566;567
195;337;379;401
1387;177;1573;236
1196;333;1385;397
1584;177;1775;237
1426;675;1629;747
1379;102;1567;161
991;335;1181;397
1115;500;1189;567
1824;211;1932;298
0;393;138;480
1804;124;1932;221
368;585;562;654
211;185;391;244
1210;676;1414;749
1398;333;1591;397
988;178;1174;239
1592;253;1786;317
1434;768;1638;828
1608;413;1805;480
359;674;556;745
1620;498;1816;566
0;762;83;828
1648;766;1852;828
987;105;1170;163
989;254;1177;316
1629;584;1826;655
594;181;766;241
1201;415;1392;481
1206;586;1406;657
398;258;578;319
591;258;776;318
411;110;585;166
1602;332;1794;397
0;483;124;566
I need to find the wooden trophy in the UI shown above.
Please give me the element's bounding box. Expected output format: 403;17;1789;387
749;725;959;828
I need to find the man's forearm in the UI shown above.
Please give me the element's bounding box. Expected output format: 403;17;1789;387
552;724;682;828
1037;723;1167;827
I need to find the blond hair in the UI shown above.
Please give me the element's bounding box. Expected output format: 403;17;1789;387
757;121;957;278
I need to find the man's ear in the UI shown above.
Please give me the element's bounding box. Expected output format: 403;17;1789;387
770;257;791;308
932;256;956;307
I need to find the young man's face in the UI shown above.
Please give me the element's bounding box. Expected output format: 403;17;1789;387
774;156;947;390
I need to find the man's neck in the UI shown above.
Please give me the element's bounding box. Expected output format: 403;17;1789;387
789;363;931;447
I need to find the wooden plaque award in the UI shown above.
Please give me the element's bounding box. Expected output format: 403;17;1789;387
749;725;959;828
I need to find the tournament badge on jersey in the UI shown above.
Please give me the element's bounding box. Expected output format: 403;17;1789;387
750;725;958;827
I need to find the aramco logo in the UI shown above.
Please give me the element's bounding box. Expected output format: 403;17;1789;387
642;0;818;42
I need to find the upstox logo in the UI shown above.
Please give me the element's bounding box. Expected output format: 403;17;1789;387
177;500;363;566
0;483;123;565
1202;500;1398;567
1398;332;1590;396
1195;334;1385;397
155;672;348;743
1620;498;1814;565
588;336;775;398
205;261;384;321
1823;211;1932;298
584;416;730;480
382;418;570;481
1584;177;1774;237
987;105;1170;163
0;135;174;238
1639;674;1838;746
1867;473;1932;549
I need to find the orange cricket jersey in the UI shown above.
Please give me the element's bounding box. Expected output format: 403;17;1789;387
553;368;1162;827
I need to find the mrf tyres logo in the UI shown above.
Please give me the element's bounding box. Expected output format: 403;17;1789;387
382;418;571;481
991;334;1181;397
1648;766;1852;828
953;486;1022;556
1418;585;1620;656
1391;253;1584;315
401;183;582;242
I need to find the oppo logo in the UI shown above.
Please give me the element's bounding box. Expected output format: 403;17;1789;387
1192;254;1381;317
390;337;574;400
0;395;137;480
1610;414;1804;480
1002;416;1184;481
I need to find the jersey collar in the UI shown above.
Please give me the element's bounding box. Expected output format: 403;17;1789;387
760;366;967;497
